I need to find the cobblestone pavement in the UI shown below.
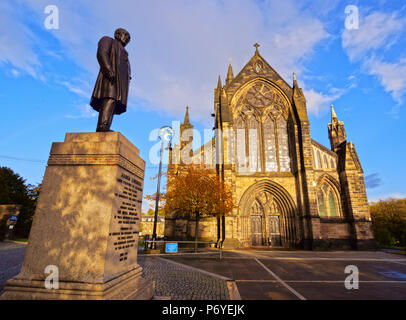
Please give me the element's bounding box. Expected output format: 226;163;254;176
138;255;230;300
0;242;26;294
0;242;230;300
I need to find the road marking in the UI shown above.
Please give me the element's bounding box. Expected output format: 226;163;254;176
227;281;242;300
228;250;406;262
254;258;306;300
189;255;406;262
235;279;406;283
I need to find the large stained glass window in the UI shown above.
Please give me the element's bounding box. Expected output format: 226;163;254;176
277;116;290;172
234;113;291;173
232;82;293;174
263;116;277;172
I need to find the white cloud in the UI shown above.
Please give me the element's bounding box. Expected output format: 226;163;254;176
10;69;20;77
0;1;42;77
303;88;341;115
65;104;97;119
342;11;405;61
59;80;91;99
365;58;406;103
342;10;406;104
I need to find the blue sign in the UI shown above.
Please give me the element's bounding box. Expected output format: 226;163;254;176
165;242;178;253
9;215;18;222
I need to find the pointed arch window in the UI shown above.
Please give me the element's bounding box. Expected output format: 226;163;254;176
233;82;291;174
317;182;341;217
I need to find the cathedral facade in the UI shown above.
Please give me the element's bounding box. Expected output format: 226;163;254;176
165;45;375;250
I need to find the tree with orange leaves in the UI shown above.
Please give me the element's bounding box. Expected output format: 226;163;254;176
164;164;235;252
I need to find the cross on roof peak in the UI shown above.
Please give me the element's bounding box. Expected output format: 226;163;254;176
253;43;260;55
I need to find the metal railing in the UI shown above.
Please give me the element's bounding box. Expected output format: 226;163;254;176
141;240;224;259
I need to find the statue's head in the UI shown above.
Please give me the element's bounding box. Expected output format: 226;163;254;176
114;28;131;47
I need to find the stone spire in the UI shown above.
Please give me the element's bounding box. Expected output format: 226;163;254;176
328;105;346;151
292;72;308;121
215;75;222;104
183;106;190;125
293;72;298;88
331;104;338;122
226;63;234;86
180;106;194;161
217;75;222;89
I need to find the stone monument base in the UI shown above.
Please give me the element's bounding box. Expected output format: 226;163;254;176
1;132;153;300
2;266;154;300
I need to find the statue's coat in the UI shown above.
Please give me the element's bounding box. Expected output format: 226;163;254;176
90;36;131;115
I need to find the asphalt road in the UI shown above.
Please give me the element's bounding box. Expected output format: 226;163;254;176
0;242;26;295
164;249;406;300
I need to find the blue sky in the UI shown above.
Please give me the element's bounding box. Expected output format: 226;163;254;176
1;0;405;211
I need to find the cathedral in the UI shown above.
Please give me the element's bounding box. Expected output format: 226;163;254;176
165;44;375;250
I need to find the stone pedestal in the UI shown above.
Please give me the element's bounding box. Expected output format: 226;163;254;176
1;132;154;300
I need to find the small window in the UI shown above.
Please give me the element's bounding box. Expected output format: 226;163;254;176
330;158;335;168
317;151;322;169
323;155;329;168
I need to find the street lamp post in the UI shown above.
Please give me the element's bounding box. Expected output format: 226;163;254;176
151;126;173;250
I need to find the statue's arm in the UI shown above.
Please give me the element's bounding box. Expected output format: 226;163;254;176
97;36;114;80
128;60;132;81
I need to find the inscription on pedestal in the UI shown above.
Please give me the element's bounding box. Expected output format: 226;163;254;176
110;171;143;263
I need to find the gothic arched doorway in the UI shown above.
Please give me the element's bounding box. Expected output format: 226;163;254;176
239;180;298;247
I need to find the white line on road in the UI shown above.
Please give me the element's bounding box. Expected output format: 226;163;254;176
197;256;406;262
254;258;307;300
235;279;406;283
226;281;242;300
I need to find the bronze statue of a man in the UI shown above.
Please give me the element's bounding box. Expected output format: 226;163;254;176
90;28;131;132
